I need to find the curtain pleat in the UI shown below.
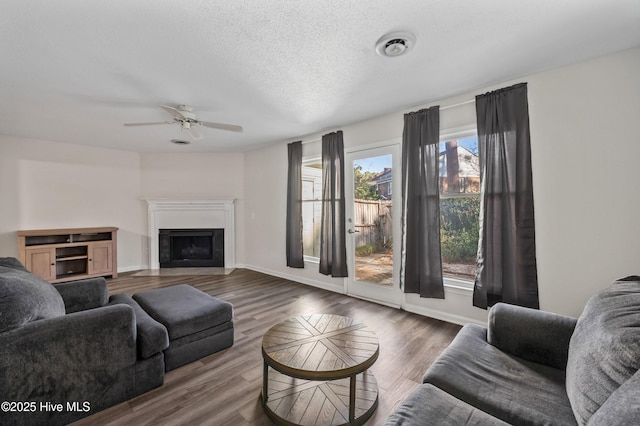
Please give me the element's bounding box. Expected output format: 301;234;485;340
401;106;444;298
319;131;348;277
473;83;539;309
286;141;304;268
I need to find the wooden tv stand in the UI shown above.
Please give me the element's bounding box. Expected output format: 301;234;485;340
17;227;118;283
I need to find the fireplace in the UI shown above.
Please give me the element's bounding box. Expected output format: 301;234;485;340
159;229;224;268
145;199;236;270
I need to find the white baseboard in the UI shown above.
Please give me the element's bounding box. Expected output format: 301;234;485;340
403;302;485;327
118;265;144;273
243;264;344;293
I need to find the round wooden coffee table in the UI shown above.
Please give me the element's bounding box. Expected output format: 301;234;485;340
261;314;379;426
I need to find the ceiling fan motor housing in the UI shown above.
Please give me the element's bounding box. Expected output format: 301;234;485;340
175;105;197;121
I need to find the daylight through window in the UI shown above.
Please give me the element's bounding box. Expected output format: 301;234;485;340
439;136;480;284
302;136;480;280
301;162;322;259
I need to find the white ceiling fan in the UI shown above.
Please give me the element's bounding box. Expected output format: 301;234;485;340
124;104;243;141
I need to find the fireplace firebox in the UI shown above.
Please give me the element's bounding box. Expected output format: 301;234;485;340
159;229;224;268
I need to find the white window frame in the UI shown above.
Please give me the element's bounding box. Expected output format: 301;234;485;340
301;157;322;264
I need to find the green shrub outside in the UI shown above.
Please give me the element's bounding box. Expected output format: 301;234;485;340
355;244;375;256
352;197;479;264
440;197;480;264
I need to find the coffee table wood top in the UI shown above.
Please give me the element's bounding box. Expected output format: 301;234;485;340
262;314;379;381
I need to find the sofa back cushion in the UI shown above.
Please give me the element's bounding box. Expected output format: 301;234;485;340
566;276;640;425
0;257;66;333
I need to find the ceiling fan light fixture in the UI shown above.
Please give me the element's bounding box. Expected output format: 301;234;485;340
375;32;416;57
124;104;243;142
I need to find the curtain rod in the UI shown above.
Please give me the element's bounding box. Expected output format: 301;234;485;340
439;99;475;110
399;98;476;114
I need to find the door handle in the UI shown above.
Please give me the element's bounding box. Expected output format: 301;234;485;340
348;229;360;234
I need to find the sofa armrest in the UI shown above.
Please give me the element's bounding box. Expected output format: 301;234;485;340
488;302;577;370
0;304;137;401
54;277;108;313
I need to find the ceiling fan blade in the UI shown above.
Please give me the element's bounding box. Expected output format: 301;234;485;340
200;121;243;133
160;104;188;120
185;126;204;141
123;121;173;127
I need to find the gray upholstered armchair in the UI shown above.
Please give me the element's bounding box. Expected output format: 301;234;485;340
0;257;168;426
386;276;640;425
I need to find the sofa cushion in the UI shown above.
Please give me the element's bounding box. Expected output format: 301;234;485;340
423;324;577;426
109;293;169;359
566;276;640;425
133;284;233;340
0;257;29;271
0;257;65;333
385;383;510;426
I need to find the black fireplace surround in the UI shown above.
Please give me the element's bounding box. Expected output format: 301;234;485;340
159;229;224;268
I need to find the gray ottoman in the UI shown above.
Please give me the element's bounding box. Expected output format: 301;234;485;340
133;284;234;371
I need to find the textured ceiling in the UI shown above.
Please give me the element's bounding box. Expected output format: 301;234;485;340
1;0;639;152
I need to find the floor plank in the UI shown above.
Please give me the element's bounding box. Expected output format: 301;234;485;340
71;269;461;425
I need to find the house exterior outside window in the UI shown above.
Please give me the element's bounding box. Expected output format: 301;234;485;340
370;168;393;200
438;136;480;286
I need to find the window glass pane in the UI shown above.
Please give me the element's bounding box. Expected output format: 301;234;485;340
302;163;322;258
439;136;480;282
353;155;393;286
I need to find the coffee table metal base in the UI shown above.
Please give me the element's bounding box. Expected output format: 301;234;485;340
261;367;378;426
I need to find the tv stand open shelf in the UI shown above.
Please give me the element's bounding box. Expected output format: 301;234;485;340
17;227;118;283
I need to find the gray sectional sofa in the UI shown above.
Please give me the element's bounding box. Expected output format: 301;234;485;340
0;257;167;425
0;257;233;425
386;276;640;425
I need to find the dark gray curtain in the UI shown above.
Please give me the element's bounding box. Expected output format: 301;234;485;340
319;131;348;277
401;106;444;298
286;141;304;268
473;83;539;309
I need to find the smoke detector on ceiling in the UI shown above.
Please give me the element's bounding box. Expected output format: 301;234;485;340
375;32;416;57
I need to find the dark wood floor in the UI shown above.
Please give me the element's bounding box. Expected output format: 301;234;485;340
72;269;461;426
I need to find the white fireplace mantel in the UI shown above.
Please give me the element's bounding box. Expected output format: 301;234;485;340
144;198;236;269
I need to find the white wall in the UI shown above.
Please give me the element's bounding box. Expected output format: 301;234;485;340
139;152;246;266
244;47;640;322
0;144;246;272
0;137;144;271
528;48;640;316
